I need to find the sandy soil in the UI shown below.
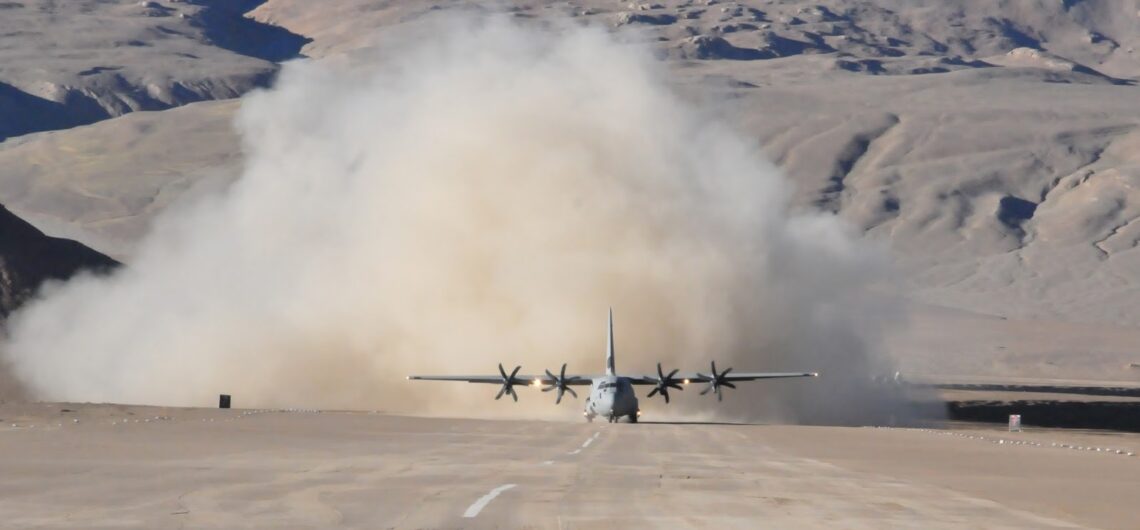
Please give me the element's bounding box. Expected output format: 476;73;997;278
1;403;1136;529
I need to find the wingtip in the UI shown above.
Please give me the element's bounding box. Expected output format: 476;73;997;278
811;372;820;377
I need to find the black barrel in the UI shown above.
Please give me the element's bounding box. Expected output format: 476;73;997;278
219;394;231;409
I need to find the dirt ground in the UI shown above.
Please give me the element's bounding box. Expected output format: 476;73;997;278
0;402;1136;529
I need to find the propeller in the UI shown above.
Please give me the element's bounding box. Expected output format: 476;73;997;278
646;362;684;403
495;363;522;402
697;361;736;402
542;363;578;405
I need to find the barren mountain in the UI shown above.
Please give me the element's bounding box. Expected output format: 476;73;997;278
0;0;307;141
4;0;1140;381
0;100;240;256
0;204;117;318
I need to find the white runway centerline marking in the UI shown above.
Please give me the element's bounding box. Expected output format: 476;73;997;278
568;432;601;455
463;484;516;518
582;432;600;448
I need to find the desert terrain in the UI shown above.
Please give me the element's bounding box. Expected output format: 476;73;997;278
1;2;1140;527
0;402;1137;529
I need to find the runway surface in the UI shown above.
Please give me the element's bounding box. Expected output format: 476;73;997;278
0;404;1137;529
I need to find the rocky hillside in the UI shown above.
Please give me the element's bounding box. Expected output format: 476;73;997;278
14;0;1137;326
0;100;241;257
0;0;307;141
0;204;118;318
248;0;1140;76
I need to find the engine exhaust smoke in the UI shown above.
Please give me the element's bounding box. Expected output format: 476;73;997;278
2;17;919;424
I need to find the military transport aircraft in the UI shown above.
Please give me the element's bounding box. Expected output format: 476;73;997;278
408;310;819;422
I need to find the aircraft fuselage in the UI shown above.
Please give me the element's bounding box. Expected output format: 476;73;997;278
584;375;639;423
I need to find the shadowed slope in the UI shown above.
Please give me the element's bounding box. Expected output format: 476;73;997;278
0;205;119;318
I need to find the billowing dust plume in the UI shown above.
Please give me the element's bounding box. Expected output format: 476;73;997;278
2;18;919;424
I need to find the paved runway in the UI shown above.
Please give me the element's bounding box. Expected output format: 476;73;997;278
0;404;1137;528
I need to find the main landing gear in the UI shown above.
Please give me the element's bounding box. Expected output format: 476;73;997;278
604;412;639;423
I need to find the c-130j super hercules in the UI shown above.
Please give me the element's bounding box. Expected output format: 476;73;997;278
408;310;819;423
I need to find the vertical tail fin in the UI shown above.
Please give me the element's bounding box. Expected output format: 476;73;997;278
606;308;615;376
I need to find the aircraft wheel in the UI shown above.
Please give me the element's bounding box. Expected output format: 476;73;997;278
628;413;638;424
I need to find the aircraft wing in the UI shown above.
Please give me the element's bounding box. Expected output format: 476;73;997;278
408;375;528;384
628;372;818;385
407;367;594;403
407;374;595;385
693;371;819;383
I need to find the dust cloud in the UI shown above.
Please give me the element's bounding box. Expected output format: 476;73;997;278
2;17;920;424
